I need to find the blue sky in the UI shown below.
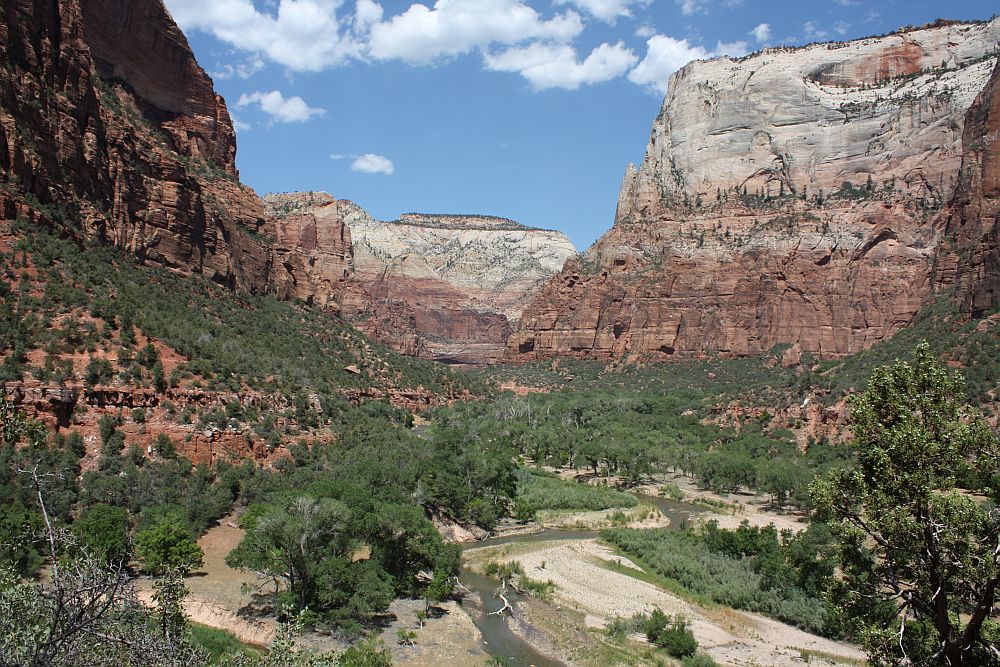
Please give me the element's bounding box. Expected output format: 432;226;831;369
164;0;998;249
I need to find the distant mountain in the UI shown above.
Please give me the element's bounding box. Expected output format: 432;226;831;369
263;193;576;365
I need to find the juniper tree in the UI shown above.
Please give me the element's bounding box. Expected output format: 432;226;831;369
812;343;1000;666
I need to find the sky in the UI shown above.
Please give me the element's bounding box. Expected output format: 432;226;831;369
163;0;999;249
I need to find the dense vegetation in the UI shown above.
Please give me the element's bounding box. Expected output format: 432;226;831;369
433;388;852;508
0;228;484;401
603;521;838;635
513;467;636;519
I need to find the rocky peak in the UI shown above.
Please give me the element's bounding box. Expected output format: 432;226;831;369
618;18;1000;225
264;193;576;364
936;57;1000;316
512;18;1000;362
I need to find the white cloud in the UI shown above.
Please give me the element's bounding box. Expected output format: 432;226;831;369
715;40;748;57
628;35;746;94
330;153;349;160
164;0;363;72
354;0;383;30
485;41;637;90
804;21;828;41
628;35;706;94
833;20;850;36
351;153;395;175
750;23;770;44
553;0;647;24
212;55;266;80
236;91;326;123
833;0;858;6
367;0;583;64
635;24;656;38
677;0;700;15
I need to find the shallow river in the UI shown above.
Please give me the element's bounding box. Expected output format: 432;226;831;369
458;493;705;666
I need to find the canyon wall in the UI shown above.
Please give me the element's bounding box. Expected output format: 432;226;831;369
0;0;270;290
512;18;1000;361
937;57;1000;316
264;193;576;365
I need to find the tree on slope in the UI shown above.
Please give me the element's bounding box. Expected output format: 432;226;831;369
812;342;1000;666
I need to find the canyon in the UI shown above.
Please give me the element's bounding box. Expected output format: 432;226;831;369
3;1;1000;370
264;192;575;365
511;18;1000;361
0;0;573;366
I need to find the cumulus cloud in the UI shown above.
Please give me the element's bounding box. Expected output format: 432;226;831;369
212;55;266;80
367;0;583;64
553;0;648;24
351;153;395;175
485;41;637;90
750;23;770;44
628;35;746;94
165;0;366;72
237;91;326;123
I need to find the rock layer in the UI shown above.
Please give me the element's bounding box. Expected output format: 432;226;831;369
512;19;1000;361
264;193;576;365
0;0;269;290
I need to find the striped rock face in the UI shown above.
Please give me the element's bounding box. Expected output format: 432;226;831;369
511;19;1000;362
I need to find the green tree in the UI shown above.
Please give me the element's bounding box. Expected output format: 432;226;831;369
135;516;203;575
73;503;130;565
226;496;351;611
812;343;1000;666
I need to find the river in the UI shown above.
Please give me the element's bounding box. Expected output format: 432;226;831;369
459;493;706;666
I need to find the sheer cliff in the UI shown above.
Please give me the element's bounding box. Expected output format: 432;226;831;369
0;0;270;289
511;18;1000;361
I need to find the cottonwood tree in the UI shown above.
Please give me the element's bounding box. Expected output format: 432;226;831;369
812;343;1000;666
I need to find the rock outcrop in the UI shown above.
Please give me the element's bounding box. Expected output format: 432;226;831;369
0;0;269;290
512;18;1000;361
937;57;1000;316
264;193;576;365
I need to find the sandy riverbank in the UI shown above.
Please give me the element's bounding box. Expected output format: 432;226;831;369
464;538;866;667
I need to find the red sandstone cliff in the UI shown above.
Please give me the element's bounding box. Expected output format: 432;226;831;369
0;0;269;290
511;19;1000;361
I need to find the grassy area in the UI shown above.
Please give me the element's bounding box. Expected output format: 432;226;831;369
189;623;264;663
515;468;637;519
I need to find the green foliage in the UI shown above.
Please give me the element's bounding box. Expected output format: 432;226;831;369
73;503;130;565
134;516;204;575
84;356;113;386
514;467;637;519
190;623;263;663
811;343;1000;665
603;521;836;635
644;610;698;658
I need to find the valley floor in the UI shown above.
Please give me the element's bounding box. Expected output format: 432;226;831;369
163;482;867;666
463;537;865;667
136;518;491;666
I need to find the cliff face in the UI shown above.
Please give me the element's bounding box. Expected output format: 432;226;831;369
264;193;576;365
0;0;269;289
512;18;1000;361
938;58;1000;316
